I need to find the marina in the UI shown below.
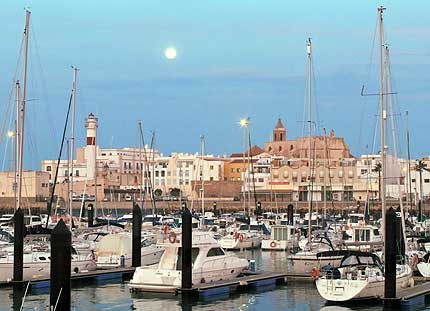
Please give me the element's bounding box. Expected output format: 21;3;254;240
1;1;430;311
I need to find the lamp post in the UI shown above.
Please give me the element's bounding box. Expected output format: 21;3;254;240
240;118;250;216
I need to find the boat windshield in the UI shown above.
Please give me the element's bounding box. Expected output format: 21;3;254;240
340;254;380;268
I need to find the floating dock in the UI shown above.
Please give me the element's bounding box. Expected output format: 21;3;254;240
175;272;288;298
0;267;136;289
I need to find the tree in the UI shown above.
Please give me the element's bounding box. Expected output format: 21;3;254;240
373;162;382;201
415;160;427;204
170;188;181;198
154;189;163;197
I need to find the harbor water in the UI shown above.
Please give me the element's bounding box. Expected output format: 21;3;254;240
0;249;395;311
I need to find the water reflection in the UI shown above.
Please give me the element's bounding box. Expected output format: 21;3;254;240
0;250;424;310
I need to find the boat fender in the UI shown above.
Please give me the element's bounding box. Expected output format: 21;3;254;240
239;234;244;242
310;267;320;280
412;255;419;267
270;241;277;248
163;224;169;235
169;232;177;243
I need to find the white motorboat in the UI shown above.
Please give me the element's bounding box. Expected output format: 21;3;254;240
262;225;297;251
343;224;383;251
219;222;265;250
416;252;430;277
128;232;249;293
95;232;164;269
0;246;96;282
315;251;413;302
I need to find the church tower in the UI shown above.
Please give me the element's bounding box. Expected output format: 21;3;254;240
273;118;286;142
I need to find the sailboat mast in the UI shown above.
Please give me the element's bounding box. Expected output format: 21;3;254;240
378;7;387;242
405;111;413;211
138;121;144;203
200;135;205;224
307;38;312;244
17;10;30;213
14;81;20;210
69;67;78;218
323;128;327;222
384;45;407;252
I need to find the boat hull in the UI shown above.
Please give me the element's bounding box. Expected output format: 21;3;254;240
0;259;97;283
288;253;343;275
315;267;413;302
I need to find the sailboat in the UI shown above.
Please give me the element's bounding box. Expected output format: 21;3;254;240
315;7;413;301
288;39;343;275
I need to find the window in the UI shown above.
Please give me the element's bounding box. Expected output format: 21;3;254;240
65;170;69;177
231;168;234;173
210;177;214;181
279;146;282;152
156;171;159;177
258;178;264;182
361;169;367;174
280;133;283;141
46;166;51;172
207;247;225;257
425;179;430;183
210;165;214;170
236;168;241;173
412;179;416;182
76;170;80;177
161;171;165;177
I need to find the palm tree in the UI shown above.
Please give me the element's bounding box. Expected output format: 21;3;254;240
373;162;382;201
415;160;427;204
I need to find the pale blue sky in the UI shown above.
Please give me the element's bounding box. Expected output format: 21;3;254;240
1;1;429;169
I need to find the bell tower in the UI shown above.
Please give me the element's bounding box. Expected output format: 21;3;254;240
273;118;286;142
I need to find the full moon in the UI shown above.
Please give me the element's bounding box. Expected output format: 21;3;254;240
165;47;177;60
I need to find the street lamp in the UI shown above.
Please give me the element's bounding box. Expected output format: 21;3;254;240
239;117;250;215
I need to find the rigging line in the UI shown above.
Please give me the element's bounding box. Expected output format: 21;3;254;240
0;36;25;146
1;133;11;172
45;91;73;228
30;18;57;151
371;114;379;155
358;16;379;155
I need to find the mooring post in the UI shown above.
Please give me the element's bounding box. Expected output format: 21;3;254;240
50;219;71;310
181;201;192;291
396;206;405;258
12;208;24;311
132;202;142;268
418;199;423;222
384;207;397;305
13;208;24;284
87;203;94;227
287;204;294;226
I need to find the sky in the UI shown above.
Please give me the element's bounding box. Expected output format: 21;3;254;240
1;1;430;170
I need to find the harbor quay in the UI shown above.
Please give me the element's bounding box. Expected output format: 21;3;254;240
0;199;428;215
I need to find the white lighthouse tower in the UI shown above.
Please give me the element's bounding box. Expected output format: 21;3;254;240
85;113;98;180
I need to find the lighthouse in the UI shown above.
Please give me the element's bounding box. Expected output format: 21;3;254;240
85;113;98;180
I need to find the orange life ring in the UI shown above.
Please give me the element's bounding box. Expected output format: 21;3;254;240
270;241;277;248
239;234;244;242
169;232;177;243
311;267;320;279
